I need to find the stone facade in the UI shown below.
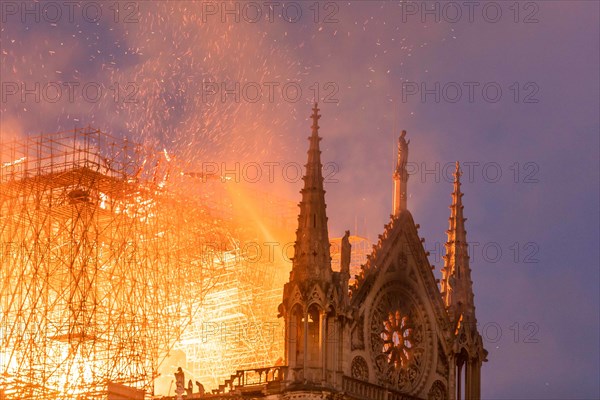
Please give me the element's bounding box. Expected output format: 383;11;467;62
276;105;487;400
175;105;487;400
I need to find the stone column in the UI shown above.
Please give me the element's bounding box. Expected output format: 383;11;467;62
303;310;308;372
456;362;462;400
465;360;472;400
320;311;327;382
472;360;481;400
448;353;456;400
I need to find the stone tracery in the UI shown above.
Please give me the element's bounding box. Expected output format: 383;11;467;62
368;284;431;393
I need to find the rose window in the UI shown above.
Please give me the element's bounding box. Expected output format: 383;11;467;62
369;286;430;391
381;310;414;369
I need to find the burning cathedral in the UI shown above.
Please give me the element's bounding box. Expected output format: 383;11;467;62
174;104;487;400
0;103;486;400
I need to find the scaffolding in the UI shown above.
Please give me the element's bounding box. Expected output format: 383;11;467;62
157;176;297;393
0;128;296;398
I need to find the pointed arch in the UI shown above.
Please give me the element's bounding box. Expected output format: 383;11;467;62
306;303;323;368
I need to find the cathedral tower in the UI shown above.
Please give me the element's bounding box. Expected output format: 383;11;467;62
280;104;350;390
441;162;487;400
290;103;332;283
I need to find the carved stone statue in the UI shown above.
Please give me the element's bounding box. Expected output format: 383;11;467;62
174;367;185;399
341;230;351;274
396;130;410;180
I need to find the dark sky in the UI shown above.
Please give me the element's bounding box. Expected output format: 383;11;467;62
1;1;598;398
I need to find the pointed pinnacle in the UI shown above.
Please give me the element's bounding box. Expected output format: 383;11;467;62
452;161;464;208
311;103;321;134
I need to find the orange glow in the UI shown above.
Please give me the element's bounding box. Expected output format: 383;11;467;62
0;128;296;397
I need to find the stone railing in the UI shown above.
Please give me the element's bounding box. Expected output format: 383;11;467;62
179;370;421;399
210;366;287;395
342;376;421;400
342;376;386;400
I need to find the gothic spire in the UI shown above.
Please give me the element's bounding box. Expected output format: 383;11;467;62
441;162;476;323
290;103;332;282
392;130;410;216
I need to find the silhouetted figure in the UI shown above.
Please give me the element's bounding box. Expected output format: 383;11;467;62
341;230;351;272
195;381;205;395
174;367;185;399
186;379;193;396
